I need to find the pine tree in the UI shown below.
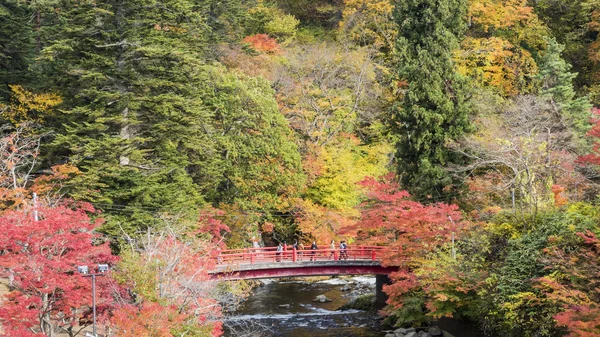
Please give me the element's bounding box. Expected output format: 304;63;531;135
38;0;303;236
0;0;35;101
390;0;472;200
538;37;592;143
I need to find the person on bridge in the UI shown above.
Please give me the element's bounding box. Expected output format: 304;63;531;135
310;241;318;261
298;241;305;260
340;241;348;260
276;243;283;262
329;240;335;260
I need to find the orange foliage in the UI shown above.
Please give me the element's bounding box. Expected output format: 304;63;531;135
294;198;357;244
551;184;568;207
242;34;280;54
111;303;190;337
342;175;472;313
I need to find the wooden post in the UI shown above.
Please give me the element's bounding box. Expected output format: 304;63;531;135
292;247;297;262
371;249;376;261
334;250;339;261
250;252;255;264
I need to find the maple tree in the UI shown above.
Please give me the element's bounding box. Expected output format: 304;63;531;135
578;107;600;166
242;34;281;54
0;203;117;337
535;231;600;336
343;174;470;324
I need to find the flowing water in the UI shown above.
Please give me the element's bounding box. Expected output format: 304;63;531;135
222;277;481;337
223;277;382;337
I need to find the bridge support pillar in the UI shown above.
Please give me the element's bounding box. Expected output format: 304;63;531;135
375;274;391;309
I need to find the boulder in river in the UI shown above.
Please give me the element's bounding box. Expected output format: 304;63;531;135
340;285;352;291
428;327;443;337
313;294;332;303
385;334;397;337
405;332;417;337
278;304;290;308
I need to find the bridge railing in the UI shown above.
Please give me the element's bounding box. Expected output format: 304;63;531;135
213;246;386;265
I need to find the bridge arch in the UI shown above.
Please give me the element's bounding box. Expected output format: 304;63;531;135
209;246;396;307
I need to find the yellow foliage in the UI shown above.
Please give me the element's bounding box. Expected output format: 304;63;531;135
306;135;392;210
339;0;396;51
469;0;549;50
455;37;538;96
4;85;62;125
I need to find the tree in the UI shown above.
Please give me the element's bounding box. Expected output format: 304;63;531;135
390;0;472;201
112;218;242;337
0;204;117;337
537;231;600;337
37;0;304;236
538;38;593;141
338;0;396;52
455;37;538;96
453;95;583;218
342;174;469;325
0;0;36;100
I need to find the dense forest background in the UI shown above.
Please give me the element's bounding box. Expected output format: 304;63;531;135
2;0;600;336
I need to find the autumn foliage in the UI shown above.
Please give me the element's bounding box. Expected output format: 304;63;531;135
344;175;471;320
242;34;280;54
0;204;117;337
536;231;600;336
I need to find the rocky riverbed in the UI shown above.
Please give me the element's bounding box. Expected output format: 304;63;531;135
222;276;469;337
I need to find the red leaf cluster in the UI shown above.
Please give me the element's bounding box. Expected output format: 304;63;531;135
0;204;117;336
345;175;470;311
242;34;280;54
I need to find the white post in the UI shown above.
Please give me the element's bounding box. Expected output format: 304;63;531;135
33;192;38;221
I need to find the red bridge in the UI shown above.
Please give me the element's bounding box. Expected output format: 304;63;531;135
210;246;396;280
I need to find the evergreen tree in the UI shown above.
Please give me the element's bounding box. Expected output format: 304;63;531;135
390;0;472;200
39;0;303;236
538;38;592;143
0;0;35;100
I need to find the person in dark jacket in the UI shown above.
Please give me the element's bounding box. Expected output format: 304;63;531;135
310;241;318;261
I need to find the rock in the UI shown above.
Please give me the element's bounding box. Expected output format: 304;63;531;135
278;304;290;308
312;294;332;303
418;332;431;337
428;327;443;337
340;285;352;291
394;328;408;334
405;332;418;337
385;334;397;337
405;328;416;333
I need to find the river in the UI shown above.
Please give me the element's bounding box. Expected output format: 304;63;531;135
222;277;482;337
223;276;382;337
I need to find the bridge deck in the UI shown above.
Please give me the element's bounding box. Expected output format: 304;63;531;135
210;246;396;280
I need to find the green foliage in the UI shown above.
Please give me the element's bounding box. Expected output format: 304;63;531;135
37;0;303;236
538;38;592;141
0;0;36;100
390;0;473;200
473;204;600;336
265;14;300;41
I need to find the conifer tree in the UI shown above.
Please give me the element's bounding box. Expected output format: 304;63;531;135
0;0;35;100
390;0;472;200
538;38;592;142
39;0;303;235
